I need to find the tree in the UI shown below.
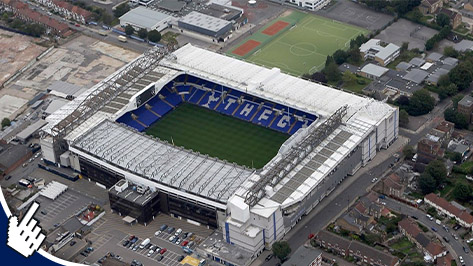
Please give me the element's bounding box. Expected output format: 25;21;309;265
396;95;410;109
444;108;467;129
452;183;471;202
147;30;161;42
442;83;458;97
333;50;348;65
403;145;415;160
347;47;362;65
437;74;450;88
324;62;341;82
408;89;435;116
309;72;327;83
1;118;10;128
342;71;357;85
436;13;451;27
449;61;473;91
444;46;459;58
452;94;464;109
124;25;134;36
401;42;409;53
113;2;130;18
425;38;436;51
325;55;334;67
450;152;462;163
272;241;291;262
424;160;447;186
419;174;437;195
138;28;148;39
399;109;409;127
411;9;423;23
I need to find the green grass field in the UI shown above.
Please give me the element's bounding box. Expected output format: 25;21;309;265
228;11;369;76
145;103;289;169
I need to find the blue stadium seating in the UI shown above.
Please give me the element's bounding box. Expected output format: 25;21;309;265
199;91;222;109
116;74;319;135
188;88;206;104
216;95;239;115
252;107;276;127
234;101;259;121
270;114;296;133
151;101;173;116
166;92;183;107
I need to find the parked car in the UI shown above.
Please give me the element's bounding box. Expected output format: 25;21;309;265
5;175;11;180
169;235;176;242
160;224;168;231
265;254;273;261
181;240;189;247
122;240;129;246
463;246;469;253
155;230;161;236
147;249;154;257
454;224;461;230
175;228;182;236
431;227;438;232
176;238;181;245
70;240;76;246
129;235;135;240
156;255;164;261
436;219;441;225
187;241;195;249
160;248;167;254
177;255;185;261
443;236;449;243
411;216;418;220
167;227;175;234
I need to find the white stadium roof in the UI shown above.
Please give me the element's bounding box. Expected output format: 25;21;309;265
43;44;396;209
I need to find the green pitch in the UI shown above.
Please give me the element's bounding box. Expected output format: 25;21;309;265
145;103;289;169
228;11;369;76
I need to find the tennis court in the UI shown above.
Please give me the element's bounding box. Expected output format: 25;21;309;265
228;11;369;76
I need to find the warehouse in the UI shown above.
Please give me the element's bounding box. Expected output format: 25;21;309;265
119;6;172;32
177;11;232;41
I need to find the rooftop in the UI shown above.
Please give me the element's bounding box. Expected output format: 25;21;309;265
119;6;171;30
360;63;389;78
454;39;473;52
199;3;242;21
426;52;443;62
396;61;412;71
282;246;321;266
360;39;400;61
109;179;159;206
403;69;429;84
154;0;186;12
459;95;473;108
178;11;232;34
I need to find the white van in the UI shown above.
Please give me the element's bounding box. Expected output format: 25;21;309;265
139;238;150;249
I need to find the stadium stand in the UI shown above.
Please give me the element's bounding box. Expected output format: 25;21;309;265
116;74;318;134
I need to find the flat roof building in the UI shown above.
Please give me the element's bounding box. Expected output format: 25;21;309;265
359;63;389;80
360;39;400;66
178;11;233;39
199;3;243;21
119;6;172;31
403;69;429;84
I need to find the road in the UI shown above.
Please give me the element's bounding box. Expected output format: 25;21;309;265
383;196;471;265
261;98;454;266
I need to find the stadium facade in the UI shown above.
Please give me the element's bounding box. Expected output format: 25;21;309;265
40;44;398;263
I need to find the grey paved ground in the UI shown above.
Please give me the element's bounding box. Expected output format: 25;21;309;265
316;0;393;31
375;19;438;50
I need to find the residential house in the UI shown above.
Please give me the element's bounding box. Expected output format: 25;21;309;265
315;230;400;266
0;0;69;35
436;253;452;266
336;214;363;234
398;218;447;261
36;0;92;24
282;246;322;266
438;8;462;29
419;0;444;15
360;39;400;66
314;230;350;257
458;95;473;123
435;120;454;141
424;193;473;228
381;173;404;198
417;137;444;164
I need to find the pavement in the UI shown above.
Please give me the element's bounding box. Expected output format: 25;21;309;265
382;196;472;266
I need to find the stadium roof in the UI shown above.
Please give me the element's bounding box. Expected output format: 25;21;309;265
71;120;254;205
47;81;83;98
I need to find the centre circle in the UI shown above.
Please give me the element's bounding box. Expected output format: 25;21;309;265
289;42;317;56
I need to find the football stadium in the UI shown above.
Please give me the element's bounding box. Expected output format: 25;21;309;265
41;44;398;264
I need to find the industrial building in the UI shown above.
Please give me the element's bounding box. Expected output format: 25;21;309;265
177;11;233;41
119;6;172;32
40;44;398;265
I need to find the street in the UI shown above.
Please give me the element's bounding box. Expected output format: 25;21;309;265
383;196;472;265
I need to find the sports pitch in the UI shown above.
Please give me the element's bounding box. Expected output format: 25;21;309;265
228;11;369;76
146;103;289;169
